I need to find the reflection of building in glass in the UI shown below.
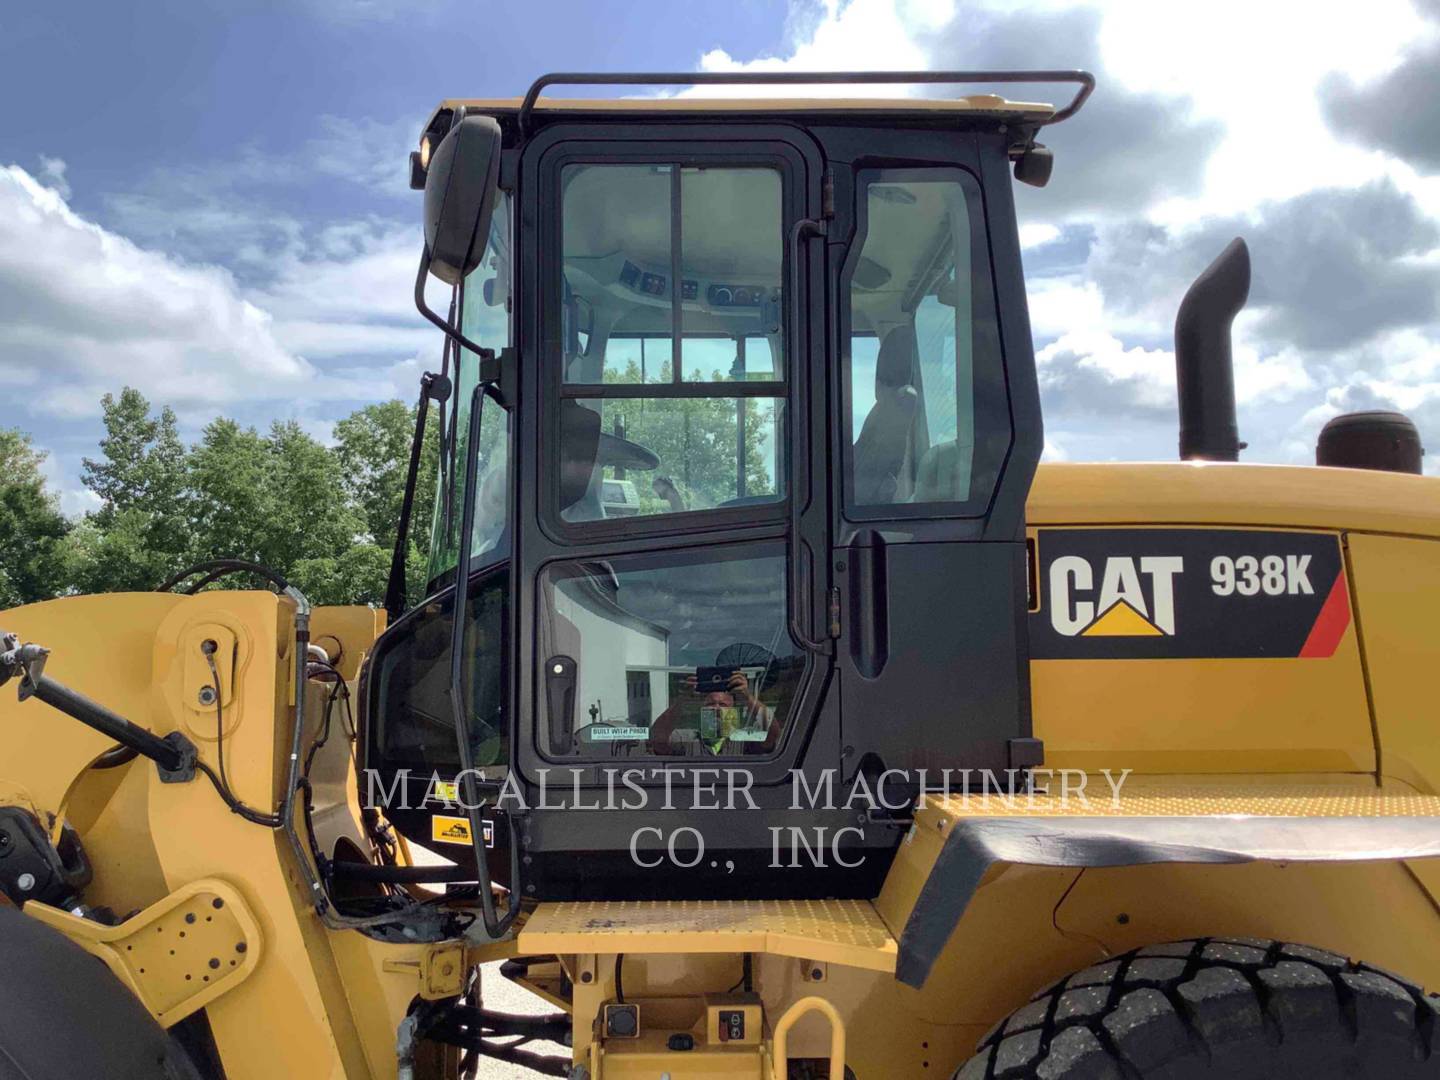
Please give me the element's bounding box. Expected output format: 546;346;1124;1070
538;550;801;758
550;575;672;732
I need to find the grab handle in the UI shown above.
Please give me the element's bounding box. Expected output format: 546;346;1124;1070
770;996;846;1080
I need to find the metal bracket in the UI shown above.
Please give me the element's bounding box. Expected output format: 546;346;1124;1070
384;941;468;1001
24;877;261;1028
157;732;197;784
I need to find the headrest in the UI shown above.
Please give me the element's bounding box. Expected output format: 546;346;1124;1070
876;325;917;392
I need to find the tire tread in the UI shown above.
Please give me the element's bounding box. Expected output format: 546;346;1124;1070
955;937;1439;1079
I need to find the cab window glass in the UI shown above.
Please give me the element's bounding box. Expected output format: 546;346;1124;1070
558;163;786;524
428;192;512;582
373;568;508;772
537;546;803;759
845;172;1006;513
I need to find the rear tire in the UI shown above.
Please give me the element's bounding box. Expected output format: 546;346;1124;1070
955;937;1440;1079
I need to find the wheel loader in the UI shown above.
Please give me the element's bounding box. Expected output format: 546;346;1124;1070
1;70;1438;1080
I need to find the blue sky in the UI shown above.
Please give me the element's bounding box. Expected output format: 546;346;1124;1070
3;0;1439;514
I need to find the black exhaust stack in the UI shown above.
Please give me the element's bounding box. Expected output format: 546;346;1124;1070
1175;237;1250;461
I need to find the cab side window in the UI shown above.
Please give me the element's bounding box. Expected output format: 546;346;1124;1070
845;171;1008;516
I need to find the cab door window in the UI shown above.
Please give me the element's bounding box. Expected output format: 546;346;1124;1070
557;163;787;524
537;545;803;759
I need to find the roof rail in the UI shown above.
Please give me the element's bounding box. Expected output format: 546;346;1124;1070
516;69;1095;137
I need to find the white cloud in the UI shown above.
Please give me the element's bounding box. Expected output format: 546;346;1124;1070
1019;223;1062;249
0;165;314;419
36;447;100;517
0;163;439;419
37;156;70;200
698;0;938;80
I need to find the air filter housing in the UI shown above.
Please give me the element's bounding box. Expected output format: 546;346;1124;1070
1316;410;1424;475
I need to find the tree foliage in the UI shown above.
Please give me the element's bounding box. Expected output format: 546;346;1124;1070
3;366;759;610
601;358;777;515
0;430;69;608
4;388;438;609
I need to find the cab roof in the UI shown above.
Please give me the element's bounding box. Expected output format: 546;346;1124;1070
435;93;1056;118
420;70;1093;145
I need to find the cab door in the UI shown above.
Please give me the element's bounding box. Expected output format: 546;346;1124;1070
818;128;1042;778
510;122;883;897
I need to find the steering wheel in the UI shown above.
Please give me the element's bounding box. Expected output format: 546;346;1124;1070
595;431;659;471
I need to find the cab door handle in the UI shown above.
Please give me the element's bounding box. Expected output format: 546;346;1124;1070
848;529;888;679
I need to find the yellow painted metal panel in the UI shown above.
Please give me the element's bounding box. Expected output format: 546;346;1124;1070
1345;532;1440;793
520;899;896;973
1027;462;1440;538
0;594;189;812
26;878;261;1028
1028;523;1375;775
917;774;1440;821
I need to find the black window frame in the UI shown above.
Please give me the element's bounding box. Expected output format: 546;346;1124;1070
362;560;512;778
838;165;1012;522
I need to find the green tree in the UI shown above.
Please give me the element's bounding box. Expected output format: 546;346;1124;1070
262;420;361;571
186;417;272;569
185;417;376;601
0;429;69;606
334;399;440;604
292;543;391;608
24;386;445;610
72;389;192;591
334;401;420;552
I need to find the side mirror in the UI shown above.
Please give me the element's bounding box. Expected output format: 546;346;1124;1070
1013;145;1054;188
423;115;502;286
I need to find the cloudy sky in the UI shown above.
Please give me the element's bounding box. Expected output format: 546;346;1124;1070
3;0;1438;514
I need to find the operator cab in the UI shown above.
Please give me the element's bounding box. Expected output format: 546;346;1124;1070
361;73;1089;906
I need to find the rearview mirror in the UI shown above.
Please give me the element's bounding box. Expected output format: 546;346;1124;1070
423;115;502;286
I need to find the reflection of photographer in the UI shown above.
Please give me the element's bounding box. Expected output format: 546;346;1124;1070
649;667;777;755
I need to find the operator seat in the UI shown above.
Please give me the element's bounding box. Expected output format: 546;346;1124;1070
852;325;920;504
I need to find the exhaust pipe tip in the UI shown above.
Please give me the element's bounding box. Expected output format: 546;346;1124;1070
1175;236;1250;461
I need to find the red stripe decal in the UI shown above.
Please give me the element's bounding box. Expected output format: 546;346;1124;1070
1298;571;1351;658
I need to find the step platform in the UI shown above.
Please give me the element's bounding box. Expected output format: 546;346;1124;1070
517;897;897;973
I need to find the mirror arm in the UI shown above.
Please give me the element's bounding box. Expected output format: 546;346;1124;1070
435;295;456;552
415;250;494;361
448;381;520;940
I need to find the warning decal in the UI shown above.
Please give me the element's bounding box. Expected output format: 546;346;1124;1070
1029;528;1348;660
430;814;496;848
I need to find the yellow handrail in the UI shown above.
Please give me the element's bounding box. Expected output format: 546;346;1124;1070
770;995;845;1080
